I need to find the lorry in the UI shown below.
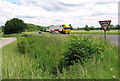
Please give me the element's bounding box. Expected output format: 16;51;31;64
46;24;71;34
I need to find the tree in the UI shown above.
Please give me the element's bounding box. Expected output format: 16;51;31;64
100;27;103;30
84;25;90;31
1;26;5;32
90;26;95;30
69;24;73;30
107;24;115;31
115;24;120;30
4;18;26;34
77;27;80;30
25;23;39;32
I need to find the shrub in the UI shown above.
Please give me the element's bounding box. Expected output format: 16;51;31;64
62;35;106;67
17;36;28;54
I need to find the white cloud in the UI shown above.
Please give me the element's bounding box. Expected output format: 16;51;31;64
59;0;119;4
0;0;118;27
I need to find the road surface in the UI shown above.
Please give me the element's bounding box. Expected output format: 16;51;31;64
0;37;17;48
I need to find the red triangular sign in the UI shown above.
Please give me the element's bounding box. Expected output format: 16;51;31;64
99;20;111;31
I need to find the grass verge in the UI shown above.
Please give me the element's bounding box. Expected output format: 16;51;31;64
2;34;118;79
71;30;119;35
2;33;26;38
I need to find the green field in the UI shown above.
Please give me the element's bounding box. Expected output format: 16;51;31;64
2;34;118;79
71;30;119;35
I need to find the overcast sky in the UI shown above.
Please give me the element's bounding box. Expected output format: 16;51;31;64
0;0;119;28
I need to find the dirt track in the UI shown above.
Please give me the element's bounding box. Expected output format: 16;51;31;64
0;37;17;48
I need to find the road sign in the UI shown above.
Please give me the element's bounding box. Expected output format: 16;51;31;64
99;20;111;31
99;20;111;42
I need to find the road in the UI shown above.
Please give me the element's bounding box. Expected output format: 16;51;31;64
0;37;17;48
75;34;119;46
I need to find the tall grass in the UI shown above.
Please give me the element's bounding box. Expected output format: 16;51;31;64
2;34;118;79
57;44;118;79
2;41;54;79
2;34;69;79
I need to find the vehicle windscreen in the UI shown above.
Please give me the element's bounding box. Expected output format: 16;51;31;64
65;27;70;29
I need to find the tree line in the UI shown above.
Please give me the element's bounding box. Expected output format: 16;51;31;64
77;24;120;31
1;18;49;34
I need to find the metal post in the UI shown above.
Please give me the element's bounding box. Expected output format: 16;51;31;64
104;31;106;43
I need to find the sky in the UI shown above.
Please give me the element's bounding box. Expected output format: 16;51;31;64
0;0;119;28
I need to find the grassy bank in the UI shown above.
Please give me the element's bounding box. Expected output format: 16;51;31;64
2;31;49;38
71;30;119;35
2;34;118;79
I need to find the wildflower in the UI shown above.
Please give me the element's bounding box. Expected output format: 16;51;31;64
112;75;116;78
14;63;16;67
110;68;114;71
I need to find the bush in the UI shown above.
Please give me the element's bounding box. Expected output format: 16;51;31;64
17;36;28;54
62;35;106;67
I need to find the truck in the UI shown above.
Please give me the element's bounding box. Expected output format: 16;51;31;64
46;24;71;34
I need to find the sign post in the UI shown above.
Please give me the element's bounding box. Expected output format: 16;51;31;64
104;31;106;41
99;20;111;42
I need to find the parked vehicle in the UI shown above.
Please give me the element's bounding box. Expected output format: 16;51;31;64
39;31;42;34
